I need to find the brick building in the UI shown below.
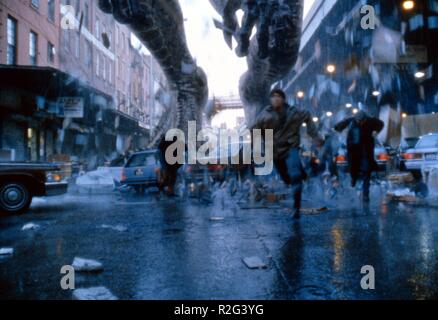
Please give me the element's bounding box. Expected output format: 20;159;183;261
0;0;168;167
0;0;61;161
0;0;60;67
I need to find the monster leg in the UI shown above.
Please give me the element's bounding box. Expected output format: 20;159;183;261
236;0;259;58
99;0;208;143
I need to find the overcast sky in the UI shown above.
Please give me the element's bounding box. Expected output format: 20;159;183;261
178;0;316;97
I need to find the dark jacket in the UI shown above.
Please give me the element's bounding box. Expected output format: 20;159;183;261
251;104;320;160
334;115;384;177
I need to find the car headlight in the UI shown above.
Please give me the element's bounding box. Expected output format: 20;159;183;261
46;172;63;183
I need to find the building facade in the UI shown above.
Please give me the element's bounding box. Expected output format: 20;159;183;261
0;0;61;161
279;0;438;146
0;0;60;68
0;0;168;167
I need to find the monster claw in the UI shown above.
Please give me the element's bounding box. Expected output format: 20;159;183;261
224;33;233;49
213;19;234;49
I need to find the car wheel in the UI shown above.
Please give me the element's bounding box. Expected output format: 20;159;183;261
0;182;32;214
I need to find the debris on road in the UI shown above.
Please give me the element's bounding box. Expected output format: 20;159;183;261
72;286;118;300
386;172;424;203
21;223;40;231
209;217;225;222
0;248;14;256
423;165;438;199
300;207;330;215
242;256;268;269
100;224;128;232
387;172;415;184
72;257;104;272
386;188;418;203
75;168;116;194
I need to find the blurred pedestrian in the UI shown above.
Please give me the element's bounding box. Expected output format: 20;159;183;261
158;135;183;197
334;111;384;202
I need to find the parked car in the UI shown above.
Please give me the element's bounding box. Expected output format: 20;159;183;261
120;150;164;193
0;162;68;214
335;145;390;172
395;137;420;171
400;133;438;173
400;137;420;152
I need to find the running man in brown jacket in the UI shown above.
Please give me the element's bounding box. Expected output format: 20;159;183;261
251;89;323;219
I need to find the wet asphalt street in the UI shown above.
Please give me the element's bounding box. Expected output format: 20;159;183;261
0;186;437;300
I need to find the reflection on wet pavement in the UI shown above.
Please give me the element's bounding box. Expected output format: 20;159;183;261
0;190;437;300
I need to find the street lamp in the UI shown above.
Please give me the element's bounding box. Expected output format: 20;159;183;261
297;91;305;99
326;64;336;74
402;0;415;11
372;90;381;97
312;117;319;122
326;111;333;117
414;71;426;79
402;112;408;119
346;103;353;108
352;108;359;114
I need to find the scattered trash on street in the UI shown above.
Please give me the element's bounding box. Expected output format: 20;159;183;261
386;188;418;203
242;256;268;269
300;207;330;215
72;287;118;300
100;224;128;232
21;223;40;231
0;248;14;256
423;165;438;199
72;257;104;272
75;168;116;194
209;217;225;222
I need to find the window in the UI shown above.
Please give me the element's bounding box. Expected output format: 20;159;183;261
75;0;81;14
47;42;55;64
63;29;70;49
84;41;92;68
126;153;159;167
29;31;38;66
417;135;438;148
96;53;100;76
7;16;17;65
95;18;100;39
31;0;40;9
48;0;55;22
75;33;80;58
84;3;89;29
103;58;106;80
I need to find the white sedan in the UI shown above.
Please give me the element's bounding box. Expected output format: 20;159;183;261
401;133;438;172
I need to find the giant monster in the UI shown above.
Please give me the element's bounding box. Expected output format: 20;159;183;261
98;0;303;145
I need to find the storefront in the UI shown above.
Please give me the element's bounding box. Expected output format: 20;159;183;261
0;66;151;166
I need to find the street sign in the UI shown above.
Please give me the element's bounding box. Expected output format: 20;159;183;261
57;97;84;118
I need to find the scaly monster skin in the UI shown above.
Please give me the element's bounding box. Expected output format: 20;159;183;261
98;0;208;146
209;0;303;122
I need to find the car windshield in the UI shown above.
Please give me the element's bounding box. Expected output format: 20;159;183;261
416;135;438;149
127;153;159;167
